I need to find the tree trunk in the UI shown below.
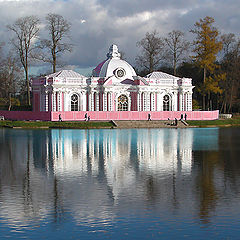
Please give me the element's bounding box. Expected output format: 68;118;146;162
207;91;210;111
202;67;206;110
173;51;177;76
53;54;56;73
8;93;11;111
53;44;56;73
25;67;31;106
203;95;205;111
228;84;234;113
149;55;153;73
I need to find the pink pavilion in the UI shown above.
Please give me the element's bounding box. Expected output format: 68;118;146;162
0;44;219;121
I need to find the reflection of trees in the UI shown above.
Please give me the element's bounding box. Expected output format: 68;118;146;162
53;176;65;223
23;139;33;214
196;151;219;223
195;128;240;224
220;128;240;191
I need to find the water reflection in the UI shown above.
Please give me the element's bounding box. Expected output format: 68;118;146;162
1;127;240;235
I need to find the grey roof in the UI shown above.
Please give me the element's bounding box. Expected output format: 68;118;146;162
47;70;85;78
145;71;178;79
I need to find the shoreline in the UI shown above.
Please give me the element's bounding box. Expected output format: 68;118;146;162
0;119;240;129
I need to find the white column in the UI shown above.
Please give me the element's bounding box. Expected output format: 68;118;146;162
156;93;160;111
137;92;141;111
175;93;178;111
88;92;91;111
45;92;48;111
52;92;56;111
185;94;188;111
65;92;68;111
172;92;177;111
58;91;62;111
96;93;99;111
145;92;150;111
128;94;131;111
63;92;68;111
183;93;186;111
179;93;183;111
108;93;112;111
103;92;107;111
151;93;155;111
142;93;145;111
62;92;65;111
48;92;52;111
91;93;94;111
160;93;164;111
82;92;86;111
188;93;192;111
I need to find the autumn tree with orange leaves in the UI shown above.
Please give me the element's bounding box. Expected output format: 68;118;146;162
191;16;224;110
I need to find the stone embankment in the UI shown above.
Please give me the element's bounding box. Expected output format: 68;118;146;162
114;120;187;128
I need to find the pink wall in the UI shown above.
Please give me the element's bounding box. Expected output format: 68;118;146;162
51;110;219;121
33;93;40;112
0;111;51;121
0;110;219;122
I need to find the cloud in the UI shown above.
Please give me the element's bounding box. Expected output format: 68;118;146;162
0;0;239;75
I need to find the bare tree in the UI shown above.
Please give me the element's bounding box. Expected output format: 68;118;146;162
0;53;23;110
220;35;240;113
0;42;4;62
136;30;165;74
221;33;236;56
38;13;72;73
164;30;190;76
7;16;40;106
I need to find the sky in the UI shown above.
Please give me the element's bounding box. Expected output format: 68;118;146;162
0;0;239;76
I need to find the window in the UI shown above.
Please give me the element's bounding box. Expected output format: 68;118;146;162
163;94;171;111
93;92;98;111
114;68;126;79
71;94;79;111
118;94;128;111
141;92;147;111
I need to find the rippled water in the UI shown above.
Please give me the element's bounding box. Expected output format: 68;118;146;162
0;127;240;239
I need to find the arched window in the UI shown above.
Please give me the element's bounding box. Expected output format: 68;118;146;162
71;94;79;111
141;92;147;111
163;95;171;111
118;94;128;111
93;92;98;111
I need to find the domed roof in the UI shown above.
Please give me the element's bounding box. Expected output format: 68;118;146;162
93;44;136;80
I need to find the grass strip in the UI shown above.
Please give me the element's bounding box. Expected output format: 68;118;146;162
187;117;240;127
0;120;115;129
1;117;240;129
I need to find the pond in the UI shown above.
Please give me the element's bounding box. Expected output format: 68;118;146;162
0;127;240;239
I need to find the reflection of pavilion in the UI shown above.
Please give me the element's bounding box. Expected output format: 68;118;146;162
0;128;220;228
49;129;194;200
50;129;193;176
136;129;193;175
